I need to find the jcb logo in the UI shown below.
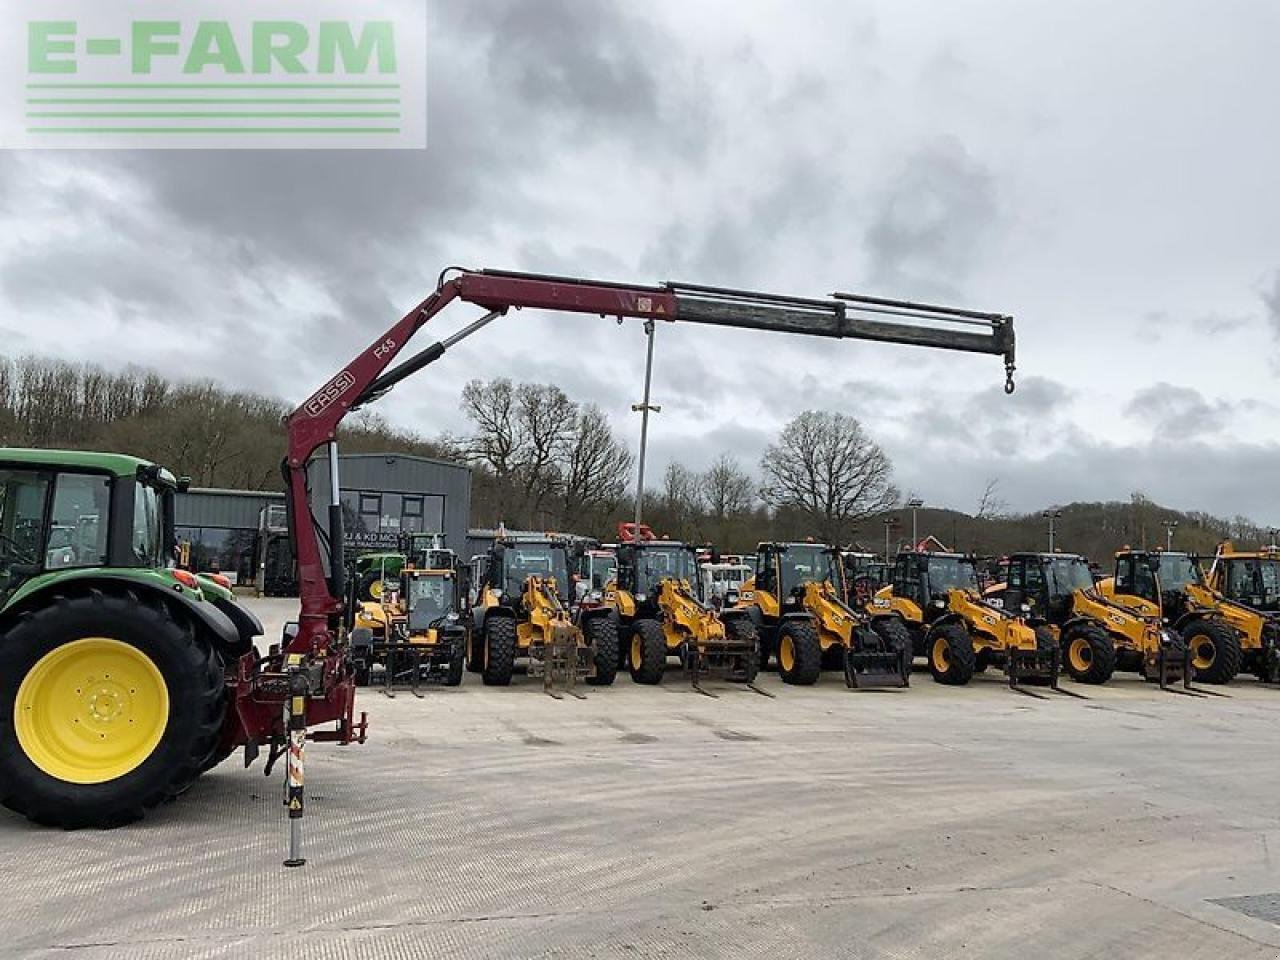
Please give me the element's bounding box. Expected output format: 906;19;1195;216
304;370;356;417
372;338;396;359
740;591;755;601
604;591;617;602
872;598;890;608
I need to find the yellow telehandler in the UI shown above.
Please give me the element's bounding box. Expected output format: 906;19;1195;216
735;542;910;688
470;536;617;694
869;551;1061;692
606;524;760;694
1100;548;1279;684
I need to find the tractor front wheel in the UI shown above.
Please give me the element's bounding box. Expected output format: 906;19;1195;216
1183;618;1241;684
481;616;517;686
628;619;667;684
1062;623;1116;684
776;619;821;685
584;615;619;687
0;592;226;829
928;622;976;685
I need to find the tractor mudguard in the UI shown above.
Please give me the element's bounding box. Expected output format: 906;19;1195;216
580;605;616;626
1;572;242;655
209;595;264;650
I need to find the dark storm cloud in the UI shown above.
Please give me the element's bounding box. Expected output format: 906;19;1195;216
1125;382;1230;439
864;136;998;296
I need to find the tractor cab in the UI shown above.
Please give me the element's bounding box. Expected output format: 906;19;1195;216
843;551;888;606
754;541;845;608
1210;548;1280;613
486;538;572;604
1112;550;1202;619
615;539;699;605
399;531;453;573
890;551;979;621
999;552;1096;621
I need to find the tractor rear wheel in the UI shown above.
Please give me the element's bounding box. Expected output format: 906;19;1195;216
1062;622;1115;684
776;619;821;685
628;618;667;684
584;615;619;687
1183;618;1241;684
928;622;976;685
481;616;517;686
0;592;226;829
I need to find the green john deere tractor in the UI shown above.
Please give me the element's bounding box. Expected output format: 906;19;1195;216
0;449;262;828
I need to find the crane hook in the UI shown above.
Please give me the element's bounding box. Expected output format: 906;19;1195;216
1004;362;1016;395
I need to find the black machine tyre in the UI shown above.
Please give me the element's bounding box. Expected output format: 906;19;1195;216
1062;622;1116;684
927;621;976;686
584;615;619;687
872;618;913;675
1183;618;1241;684
627;618;668;685
444;648;465;687
776;619;822;686
481;615;517;686
0;591;226;829
725;617;760;684
357;569;383;602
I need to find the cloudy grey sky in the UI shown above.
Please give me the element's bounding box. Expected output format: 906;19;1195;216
3;0;1280;523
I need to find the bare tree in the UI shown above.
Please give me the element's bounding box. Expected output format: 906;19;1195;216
975;477;1009;521
559;404;633;530
760;410;898;544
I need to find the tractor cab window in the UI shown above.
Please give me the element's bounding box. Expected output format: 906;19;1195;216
1157;554;1201;592
1225;561;1256;601
1045;557;1093;598
635;546;695;595
755;549;778;594
131;482;164;568
1258;561;1280;607
923;557;977;600
778;545;840;595
49;473;110;569
502;544;569;598
0;469;50;593
405;573;454;630
892;555;922;601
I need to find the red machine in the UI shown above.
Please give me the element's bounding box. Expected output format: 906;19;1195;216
233;267;1017;770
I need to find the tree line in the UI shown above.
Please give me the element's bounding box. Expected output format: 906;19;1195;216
0;354;1270;558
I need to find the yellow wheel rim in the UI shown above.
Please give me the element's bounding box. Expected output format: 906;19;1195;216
630;635;643;671
1069;638;1092;673
1191;637;1215;671
779;636;796;672
931;637;951;672
15;638;169;785
369;579;384;600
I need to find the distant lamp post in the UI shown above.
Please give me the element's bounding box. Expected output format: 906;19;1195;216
883;517;900;565
1269;528;1279;551
1162;520;1178;550
1042;509;1062;552
907;497;924;549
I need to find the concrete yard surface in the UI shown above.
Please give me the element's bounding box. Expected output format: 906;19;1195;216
3;598;1280;959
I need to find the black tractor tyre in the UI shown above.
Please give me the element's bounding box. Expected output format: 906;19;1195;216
481;615;517;686
0;591;227;829
776;619;822;686
1062;622;1116;685
584;615;619;687
1183;618;1242;684
357;570;383;603
627;618;668;684
820;645;845;671
725;617;761;684
872;618;913;676
927;622;976;686
444;649;465;687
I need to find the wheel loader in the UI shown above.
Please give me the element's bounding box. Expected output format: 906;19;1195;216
869;551;1059;689
1099;549;1279;684
606;525;759;690
842;551;890;607
735;542;910;688
988;552;1191;688
348;550;469;694
470;535;617;690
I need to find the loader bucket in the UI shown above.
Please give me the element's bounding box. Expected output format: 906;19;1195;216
1006;644;1060;689
1147;635;1192;691
844;626;909;689
529;621;592;695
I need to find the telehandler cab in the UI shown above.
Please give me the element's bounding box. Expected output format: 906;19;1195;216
471;536;617;692
736;542;910;688
1099;549;1278;684
989;552;1192;688
607;524;760;693
1203;544;1280;677
871;551;1060;691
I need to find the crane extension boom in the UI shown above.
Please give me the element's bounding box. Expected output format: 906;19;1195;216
255;267;1016;749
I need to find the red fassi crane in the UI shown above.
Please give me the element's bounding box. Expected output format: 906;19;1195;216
237;268;1016;753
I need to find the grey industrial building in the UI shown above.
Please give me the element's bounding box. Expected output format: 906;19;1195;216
175;453;471;589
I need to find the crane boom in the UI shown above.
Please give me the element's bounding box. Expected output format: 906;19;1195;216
261;267;1018;750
